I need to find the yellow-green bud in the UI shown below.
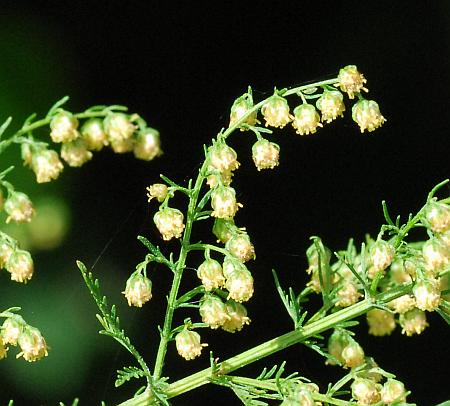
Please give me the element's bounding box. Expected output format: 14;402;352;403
326;329;349;365
4;191;35;223
261;93;291;128
211;185;241;219
221;300;250;333
212;218;239;243
352;99;386;133
31;149;64;183
6;249;34;283
292;104;322;135
0;238;15;269
225;232;255;263
50;111;79;143
153;207;185;241
110;137;135;153
209;142;240;173
175;329;207;360
147;183;169;203
422;238;450;276
366;308;396;336
389;259;414;285
380;379;407;404
104;113;136;142
251;139;280;171
81;118;108;151
399;308;428;336
335;280;362;307
413;279;441;312
133;128;162;161
316;90;345;123
17;326;49;362
197;258;225;291
206;167;233;189
388;294;416;314
1;317;22;346
122;274;152;307
351;377;381;405
337;65;368;99
199;295;230;329
61;138;93;167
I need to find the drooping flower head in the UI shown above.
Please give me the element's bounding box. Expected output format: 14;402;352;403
123;273;152;307
4;191;35;223
175;329;207;360
292;104;322;135
153;207;185;241
337;65;368;99
352;99;386;133
31;148;64;183
251;139;280;171
261;93;292;128
134;128;162;161
316;90;345;123
50;111;79;143
81;118;108;151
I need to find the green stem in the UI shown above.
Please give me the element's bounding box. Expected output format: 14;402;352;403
152;163;207;380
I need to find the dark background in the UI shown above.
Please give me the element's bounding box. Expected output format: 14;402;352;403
0;1;449;405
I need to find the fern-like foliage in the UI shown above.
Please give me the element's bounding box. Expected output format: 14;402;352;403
116;366;147;388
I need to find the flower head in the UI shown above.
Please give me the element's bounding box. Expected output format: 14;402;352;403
123;273;152;307
0;238;15;269
153;207;185;240
229;92;258;130
197;258;225;291
17;326;49;362
366;308;396;336
399;308;428;336
212;218;239;243
175;329;207;360
261;93;292;128
134;128;162;161
225;267;254;303
422;238;450;276
422;200;450;233
225;232;255;263
4;191;35;223
351;377;381;405
104;113;136;142
251;139;280;171
316;90;346;123
31;149;64;183
337;65;368;99
221;300;250;333
81;118;108;151
209;141;240;173
341;339;365;368
50;111;79;143
110;137;135;153
413;279;441;312
388;294;416;314
147;183;169;203
335;280;362;307
1;317;22;346
292;104;322;135
199;295;230;329
6;249;34;283
61;138;93;167
367;239;395;279
211;185;241;219
352;99;386;133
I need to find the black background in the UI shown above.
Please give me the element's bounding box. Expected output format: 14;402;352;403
1;1;450;405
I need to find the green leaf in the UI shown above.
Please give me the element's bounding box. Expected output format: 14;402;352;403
436;309;450;327
0;117;12;140
46;96;70;118
115;366;147;387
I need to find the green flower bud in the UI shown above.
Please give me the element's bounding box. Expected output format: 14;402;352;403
110;137;135;153
134;128;162;161
261;93;291;128
366;308;396;336
146;183;169;203
381;379;407;404
123;273;152;307
212;218;239;243
175;329;207;360
342;338;365;368
1;317;23;346
367;239;395;279
337;65;368;99
4;191;35;223
61;138;93;167
413;279;441;312
50;111;79;143
422;238;450;276
229;93;258;130
153;207;185;241
0;238;15;269
352;99;386;133
326;329;349;366
81;118;108;151
225;267;254;303
292;104;322;135
422;200;450;233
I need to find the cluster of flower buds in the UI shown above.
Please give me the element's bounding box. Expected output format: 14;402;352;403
0;233;34;283
0;316;48;362
351;377;407;405
20;109;161;184
229;65;385;138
